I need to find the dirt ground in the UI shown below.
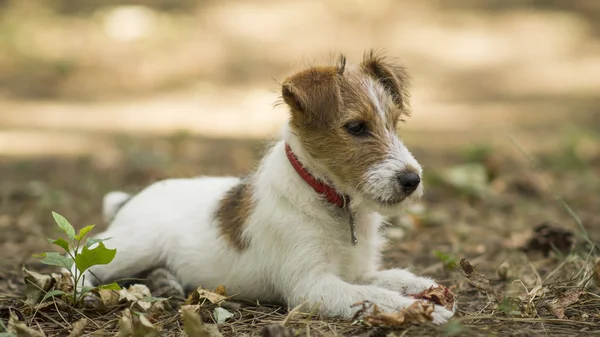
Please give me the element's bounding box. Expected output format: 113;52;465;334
1;0;600;336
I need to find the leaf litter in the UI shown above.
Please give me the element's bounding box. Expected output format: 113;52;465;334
547;289;584;319
353;301;435;327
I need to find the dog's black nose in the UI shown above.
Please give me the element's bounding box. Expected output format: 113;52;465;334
398;172;420;193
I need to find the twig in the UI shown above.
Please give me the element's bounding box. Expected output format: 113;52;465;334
282;301;308;326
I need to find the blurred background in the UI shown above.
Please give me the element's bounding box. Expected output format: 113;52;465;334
1;0;599;157
0;0;599;269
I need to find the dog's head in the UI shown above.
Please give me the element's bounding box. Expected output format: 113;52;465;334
282;50;422;216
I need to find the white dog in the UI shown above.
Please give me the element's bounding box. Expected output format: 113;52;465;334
82;51;455;324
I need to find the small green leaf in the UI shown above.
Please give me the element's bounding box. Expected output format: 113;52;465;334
141;296;165;303
86;237;112;248
47;237;70;252
433;250;457;269
75;225;95;241
52;211;75;240
74;242;116;274
37;252;74;270
41;290;65;303
97;282;121;291
214;307;234;324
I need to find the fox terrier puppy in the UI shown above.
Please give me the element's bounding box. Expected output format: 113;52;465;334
82;51;455;324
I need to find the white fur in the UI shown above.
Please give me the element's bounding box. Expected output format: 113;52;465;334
102;191;131;223
79;125;454;324
361;131;424;216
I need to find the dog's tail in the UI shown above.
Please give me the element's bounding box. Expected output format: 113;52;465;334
102;191;132;223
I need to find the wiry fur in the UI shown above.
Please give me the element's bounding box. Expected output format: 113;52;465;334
77;51;455;324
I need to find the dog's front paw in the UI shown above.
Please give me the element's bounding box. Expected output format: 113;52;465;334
431;304;455;325
402;277;438;295
368;268;437;294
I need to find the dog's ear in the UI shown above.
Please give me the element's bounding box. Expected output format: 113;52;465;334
281;59;344;127
362;50;410;114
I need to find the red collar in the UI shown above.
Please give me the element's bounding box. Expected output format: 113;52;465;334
285;144;347;208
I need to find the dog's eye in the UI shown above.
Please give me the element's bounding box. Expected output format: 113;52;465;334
345;122;368;136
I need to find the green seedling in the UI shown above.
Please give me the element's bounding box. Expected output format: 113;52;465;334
34;211;118;305
433;250;459;270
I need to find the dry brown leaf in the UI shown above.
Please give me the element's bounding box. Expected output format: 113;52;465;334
116;308;160;337
117;309;134;337
119;284;151;302
458;258;501;301
522;223;574;257
362;301;434;326
593;258;600;288
496;260;511;281
547;289;584;319
136;315;160;337
51;271;74;294
410;285;455;311
137;298;167;319
181;307;223;337
67;318;88;337
186;287;226;305
213;285;227;296
180;304;201;314
83;289;121;312
22;267;53;305
8;311;46;337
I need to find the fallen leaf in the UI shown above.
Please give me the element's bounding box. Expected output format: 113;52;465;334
186;287;226;305
119;284;151;302
116;309;160;337
181;307;223;337
361;301;434;326
67;318;88;337
547;289;583;319
213;285;227;296
592;258;600;288
522;223;574;257
136;298;167;318
135;315;160;337
8;311;46;337
496;260;511;281
457;259;501;302
180;304;201;314
213;307;233;324
51;271;74;294
116;309;134;337
83;289;120;312
410;285;455;311
22;267;53;305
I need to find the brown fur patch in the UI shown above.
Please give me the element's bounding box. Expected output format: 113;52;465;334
215;180;254;251
281;50;411;195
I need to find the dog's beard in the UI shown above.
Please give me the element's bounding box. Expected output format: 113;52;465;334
354;183;423;217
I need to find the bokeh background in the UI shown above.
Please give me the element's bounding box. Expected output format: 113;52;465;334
1;0;599;157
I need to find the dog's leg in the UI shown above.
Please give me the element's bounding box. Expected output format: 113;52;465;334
287;273;453;324
78;225;164;288
366;268;438;295
145;268;185;299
